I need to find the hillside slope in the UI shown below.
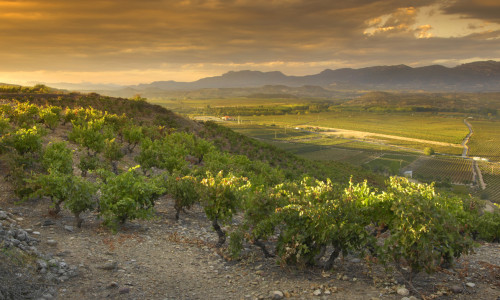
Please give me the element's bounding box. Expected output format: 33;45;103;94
0;89;498;300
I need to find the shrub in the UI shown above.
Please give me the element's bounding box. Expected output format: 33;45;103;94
30;171;73;215
78;154;102;177
167;174;200;220
473;211;500;242
276;178;373;268
378;177;474;282
199;171;248;247
42;142;73;174
103;138;124;174
64;176;98;228
39;106;62;130
7;126;43;155
99;166;166;231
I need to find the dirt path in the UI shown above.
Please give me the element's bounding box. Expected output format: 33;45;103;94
462;119;487;189
473;160;487;190
462;119;474;158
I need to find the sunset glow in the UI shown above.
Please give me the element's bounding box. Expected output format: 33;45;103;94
0;0;499;85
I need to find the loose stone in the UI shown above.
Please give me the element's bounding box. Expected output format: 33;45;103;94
397;287;410;296
270;290;283;299
47;239;58;246
43;220;56;226
450;285;463;293
99;261;118;270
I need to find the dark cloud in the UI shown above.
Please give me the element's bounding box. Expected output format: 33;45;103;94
0;0;498;81
442;0;500;23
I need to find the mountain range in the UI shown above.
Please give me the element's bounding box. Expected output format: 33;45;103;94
45;61;500;98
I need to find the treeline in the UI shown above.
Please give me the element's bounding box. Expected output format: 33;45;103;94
339;105;498;115
202;102;331;116
0;93;499;293
199;103;498;117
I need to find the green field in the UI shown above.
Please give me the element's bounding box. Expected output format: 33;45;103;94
240;111;468;144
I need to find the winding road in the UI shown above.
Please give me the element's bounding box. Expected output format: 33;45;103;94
462;118;473;158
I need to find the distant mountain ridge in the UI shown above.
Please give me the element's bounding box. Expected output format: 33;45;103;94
130;60;500;92
46;61;500;96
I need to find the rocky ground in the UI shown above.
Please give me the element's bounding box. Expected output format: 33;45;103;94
1;180;499;300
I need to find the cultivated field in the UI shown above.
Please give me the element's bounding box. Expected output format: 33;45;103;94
242;111;469;144
403;156;474;185
478;162;500;203
467;119;500;162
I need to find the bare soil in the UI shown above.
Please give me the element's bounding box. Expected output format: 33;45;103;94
1;180;499;300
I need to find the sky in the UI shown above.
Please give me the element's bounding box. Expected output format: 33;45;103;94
1;0;500;85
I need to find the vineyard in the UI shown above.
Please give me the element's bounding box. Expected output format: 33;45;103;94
227;124;420;164
467;119;500;162
478;162;500;203
364;135;463;156
0;90;499;299
242;111;469;144
405;156;474;185
364;154;418;176
220;111;500;205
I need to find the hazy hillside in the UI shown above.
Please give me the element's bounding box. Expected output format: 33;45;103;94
45;61;500;99
119;85;354;100
344;91;500;112
131;61;500;92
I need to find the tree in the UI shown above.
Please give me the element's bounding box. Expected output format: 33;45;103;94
424;147;435;156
